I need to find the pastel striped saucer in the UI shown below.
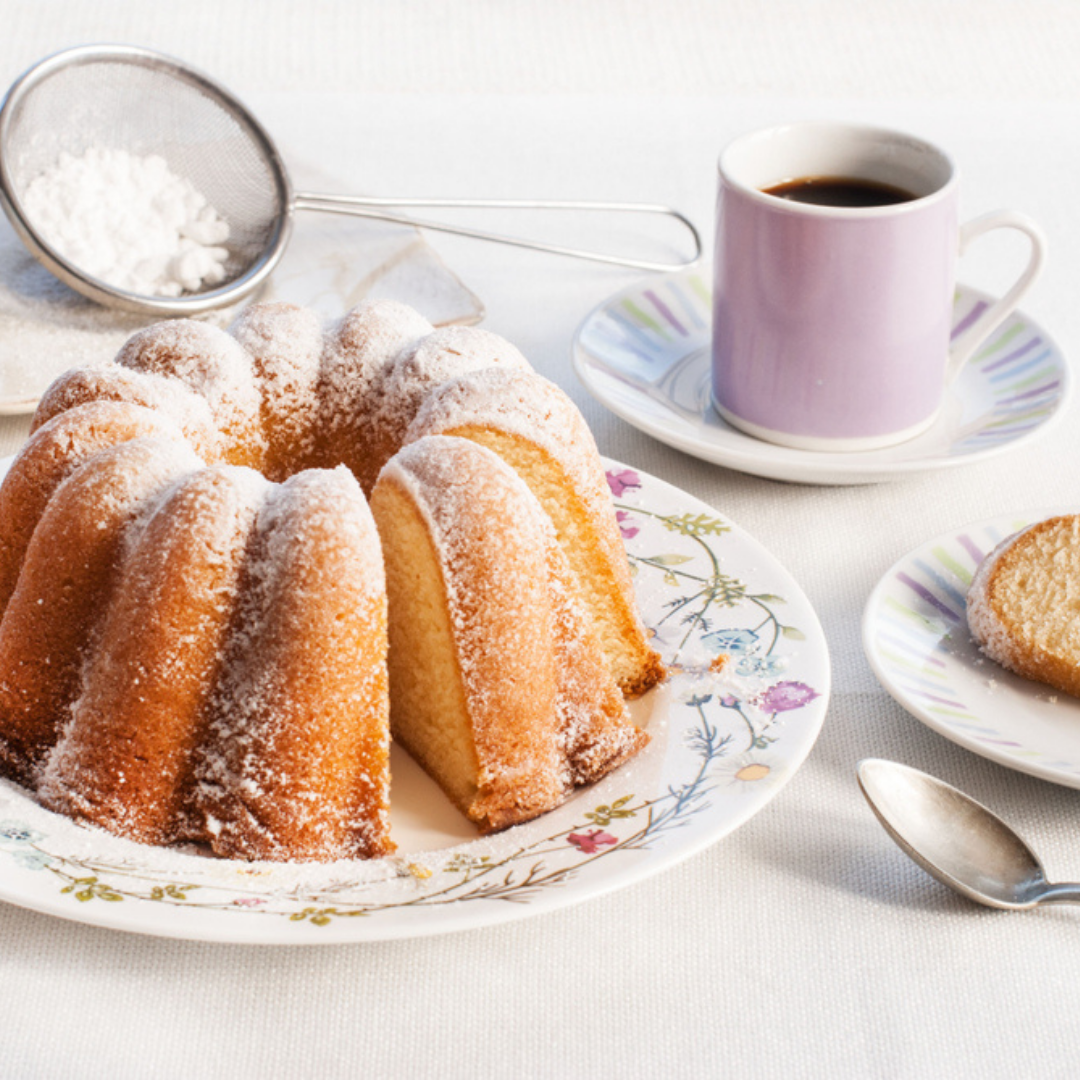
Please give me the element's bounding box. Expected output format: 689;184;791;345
863;510;1080;788
572;268;1069;485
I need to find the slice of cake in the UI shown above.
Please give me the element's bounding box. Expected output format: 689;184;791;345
370;435;648;832
967;514;1080;696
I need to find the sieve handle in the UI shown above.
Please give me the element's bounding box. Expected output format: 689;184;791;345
291;193;702;273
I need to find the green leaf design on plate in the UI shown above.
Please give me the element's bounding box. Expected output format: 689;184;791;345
659;513;731;538
150;884;199;902
61;876;124;902
711;574;747;607
289;906;368;925
583;795;637;827
445;853;492;874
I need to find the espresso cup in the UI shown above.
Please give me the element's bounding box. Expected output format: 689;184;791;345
711;122;1046;451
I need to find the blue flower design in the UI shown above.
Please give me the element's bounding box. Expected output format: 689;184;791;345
735;654;787;678
11;850;53;871
0;821;43;844
701;627;759;655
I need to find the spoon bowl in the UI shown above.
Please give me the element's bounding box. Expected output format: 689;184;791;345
857;758;1080;910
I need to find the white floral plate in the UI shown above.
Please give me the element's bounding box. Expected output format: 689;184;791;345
0;460;830;943
572;268;1069;485
862;508;1080;788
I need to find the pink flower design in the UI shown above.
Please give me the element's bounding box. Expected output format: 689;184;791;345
757;680;819;713
606;469;642;498
615;511;639;539
567;829;618;855
232;897;267;908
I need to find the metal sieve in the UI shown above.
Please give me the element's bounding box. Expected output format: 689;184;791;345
0;44;702;317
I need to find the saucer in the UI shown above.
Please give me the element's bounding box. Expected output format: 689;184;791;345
571;268;1069;485
863;509;1080;789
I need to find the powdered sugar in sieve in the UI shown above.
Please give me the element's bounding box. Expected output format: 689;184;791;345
0;44;701;318
20;147;230;298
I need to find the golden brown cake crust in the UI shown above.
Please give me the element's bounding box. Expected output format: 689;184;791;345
315;299;434;491
117;320;266;468
967;514;1080;697
196;468;393;861
0;437;200;785
0;401;189;616
32;366;223;462
39;467;268;845
228;301;324;481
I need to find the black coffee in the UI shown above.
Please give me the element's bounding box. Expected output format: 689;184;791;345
763;176;917;208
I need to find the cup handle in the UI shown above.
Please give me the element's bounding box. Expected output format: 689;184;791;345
946;210;1047;383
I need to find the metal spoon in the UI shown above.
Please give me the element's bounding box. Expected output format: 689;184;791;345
856;758;1080;910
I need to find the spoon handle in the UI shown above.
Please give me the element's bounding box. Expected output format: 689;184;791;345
1037;882;1080;905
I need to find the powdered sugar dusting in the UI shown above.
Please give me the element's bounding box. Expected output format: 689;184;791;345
383;436;553;673
302;300;430;492
33;364;224;462
1;434;204;790
320;299;433;417
20;148;230;298
229;302;324;473
116;319;264;460
40;464;270;841
197;465;391;860
544;535;644;783
374;325;533;457
406;365;609;521
966;529;1026;668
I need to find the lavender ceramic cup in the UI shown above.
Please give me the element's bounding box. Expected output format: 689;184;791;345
711;123;1046;451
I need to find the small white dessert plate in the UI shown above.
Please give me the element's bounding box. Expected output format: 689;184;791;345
0;459;829;943
572;268;1070;485
862;509;1080;788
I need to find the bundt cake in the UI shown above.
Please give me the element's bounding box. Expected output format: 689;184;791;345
967;514;1080;697
0;298;660;861
371;436;647;831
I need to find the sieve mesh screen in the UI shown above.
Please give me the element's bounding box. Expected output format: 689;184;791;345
1;49;290;295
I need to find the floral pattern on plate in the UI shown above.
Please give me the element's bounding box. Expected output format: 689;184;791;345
0;460;829;943
862;508;1080;787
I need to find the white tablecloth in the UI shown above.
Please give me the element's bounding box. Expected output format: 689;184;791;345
2;4;1080;1077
